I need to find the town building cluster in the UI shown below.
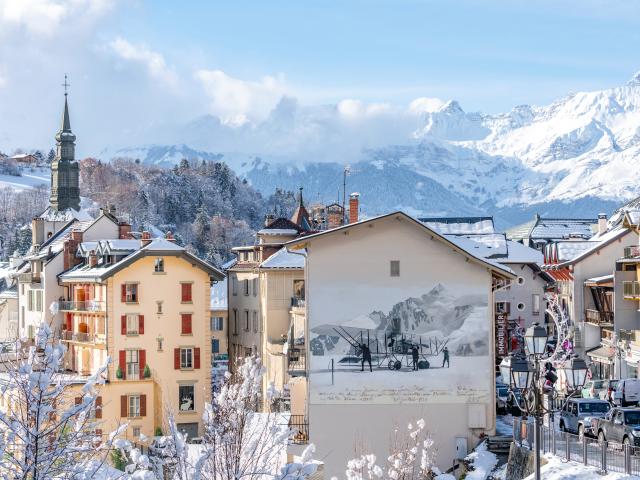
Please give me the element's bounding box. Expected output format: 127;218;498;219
3;92;640;476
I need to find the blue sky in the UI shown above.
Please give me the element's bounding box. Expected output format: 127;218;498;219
0;0;639;153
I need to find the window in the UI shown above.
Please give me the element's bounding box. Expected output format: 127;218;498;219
517;276;525;285
181;283;193;303
233;309;238;335
293;280;305;300
28;291;33;311
244;279;250;296
210;316;224;331
232;277;238;296
36;291;42;312
252;311;258;333
126;350;140;378
128;395;140;417
27;290;42;312
517;302;525;311
123;284;138;303
212;339;220;354
180;348;193;369
390;260;400;277
495;302;510;314
244;310;250;331
181;313;193;335
157;301;163;314
132;426;141;437
126;314;139;335
252;278;258;297
532;294;540;316
154;258;164;273
179;385;195;412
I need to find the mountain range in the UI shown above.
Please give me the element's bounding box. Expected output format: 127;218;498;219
101;73;640;228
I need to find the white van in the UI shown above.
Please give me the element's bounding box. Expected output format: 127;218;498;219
612;378;640;407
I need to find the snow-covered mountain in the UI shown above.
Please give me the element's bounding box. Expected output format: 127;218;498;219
101;73;640;226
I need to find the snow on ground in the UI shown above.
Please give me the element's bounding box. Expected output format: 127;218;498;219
0;169;49;190
523;453;640;480
465;442;498;480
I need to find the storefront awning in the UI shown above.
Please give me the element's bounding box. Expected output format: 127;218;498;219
587;345;616;362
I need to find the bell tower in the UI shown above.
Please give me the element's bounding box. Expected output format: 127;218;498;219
50;75;80;212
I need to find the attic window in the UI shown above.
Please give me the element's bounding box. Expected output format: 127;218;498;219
154;258;164;273
390;260;400;277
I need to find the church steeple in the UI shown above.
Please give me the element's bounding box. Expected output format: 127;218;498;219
50;75;80;212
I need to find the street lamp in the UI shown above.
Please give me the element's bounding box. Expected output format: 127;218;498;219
499;324;589;480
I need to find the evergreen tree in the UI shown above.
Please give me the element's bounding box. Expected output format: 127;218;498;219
46;149;55;164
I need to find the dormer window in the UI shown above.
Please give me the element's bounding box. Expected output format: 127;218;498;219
154;258;164;273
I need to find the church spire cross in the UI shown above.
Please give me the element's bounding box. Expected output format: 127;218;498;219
62;74;70;97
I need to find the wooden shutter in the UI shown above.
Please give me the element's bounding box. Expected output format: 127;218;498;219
75;396;82;405
194;347;201;369
66;313;72;331
121;284;126;302
181;283;192;302
139;350;146;380
181;314;192;335
140;394;147;417
139;315;144;335
119;350;126;380
95;396;102;419
120;395;127;418
121;315;126;335
174;348;180;369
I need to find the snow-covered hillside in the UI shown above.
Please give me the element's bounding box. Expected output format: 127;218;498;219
100;73;640;226
0;167;49;191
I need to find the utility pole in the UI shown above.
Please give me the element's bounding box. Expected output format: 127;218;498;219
342;165;350;225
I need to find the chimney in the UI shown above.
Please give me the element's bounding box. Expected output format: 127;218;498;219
109;203;117;216
165;231;176;242
264;214;274;227
31;217;44;247
598;213;607;235
141;231;152;247
118;222;132;239
349;192;360;224
71;229;83;243
88;250;98;267
62;236;81;271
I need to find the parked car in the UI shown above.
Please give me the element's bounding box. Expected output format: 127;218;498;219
496;384;509;413
599;380;619;403
594;407;640;446
612;379;640;407
559;398;610;437
582;379;607;399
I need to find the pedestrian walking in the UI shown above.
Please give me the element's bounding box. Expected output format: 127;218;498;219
360;343;372;372
442;346;450;368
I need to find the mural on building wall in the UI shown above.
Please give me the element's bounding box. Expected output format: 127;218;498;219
308;283;490;404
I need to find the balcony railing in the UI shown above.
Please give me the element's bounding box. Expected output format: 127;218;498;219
288;415;309;444
58;300;105;312
17;273;41;284
623;281;640;298
60;331;106;344
290;297;306;308
624;245;640;259
287;347;306;374
585;309;614;326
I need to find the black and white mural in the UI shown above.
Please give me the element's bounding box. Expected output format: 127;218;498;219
309;283;490;404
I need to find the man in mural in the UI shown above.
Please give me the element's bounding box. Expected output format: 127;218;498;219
442;346;450;368
360;343;372;372
411;345;419;370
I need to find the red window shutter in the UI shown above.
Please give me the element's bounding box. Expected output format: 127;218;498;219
194;347;201;369
182;283;192;302
139;315;144;335
139;350;146;380
174;348;180;369
95;396;102;419
95;428;102;437
121;284;126;302
121;315;126;335
140;394;147;417
66;313;72;331
181;314;192;335
119;350;126;380
75;396;81;405
120;395;127;418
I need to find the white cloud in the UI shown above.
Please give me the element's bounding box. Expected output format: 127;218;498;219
194;69;287;125
337;99;393;118
0;0;114;36
109;37;178;88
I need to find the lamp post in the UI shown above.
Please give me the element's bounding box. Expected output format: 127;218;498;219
500;323;588;480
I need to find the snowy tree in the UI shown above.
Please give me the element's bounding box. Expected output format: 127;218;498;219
47;149;55;164
0;323;121;479
343;419;438;480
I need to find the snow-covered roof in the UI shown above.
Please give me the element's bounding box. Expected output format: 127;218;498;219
444;235;515;275
210;278;227;310
221;258;237;270
38;206;93;222
584;274;614;285
420;217;495;235
260;247;305;269
444;233;507;258
257;228;299;236
554;226;630;266
507;216;597;242
143;238;184;251
502;240;543;264
0;285;17;299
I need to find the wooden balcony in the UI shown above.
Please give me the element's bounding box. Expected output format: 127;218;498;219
585;309;613;326
17;273;41;285
60;330;106;345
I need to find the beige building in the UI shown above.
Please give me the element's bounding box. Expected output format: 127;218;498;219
58;234;224;440
284;212;515;476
